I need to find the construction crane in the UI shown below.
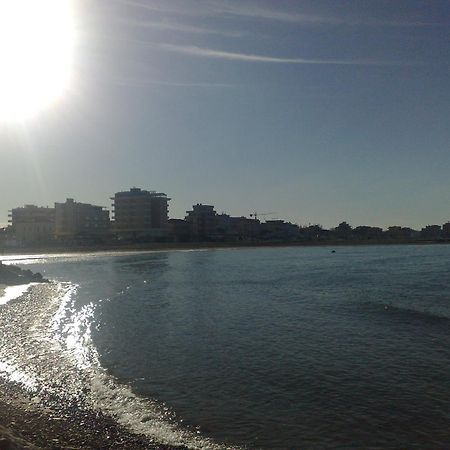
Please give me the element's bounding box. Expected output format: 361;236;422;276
250;211;276;221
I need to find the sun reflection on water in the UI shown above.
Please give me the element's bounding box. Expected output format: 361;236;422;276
51;283;98;370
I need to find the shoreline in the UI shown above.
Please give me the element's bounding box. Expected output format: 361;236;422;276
1;238;450;258
0;377;161;450
2;243;450;449
0;375;194;450
0;284;186;450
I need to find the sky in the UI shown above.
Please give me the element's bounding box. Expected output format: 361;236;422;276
1;0;449;229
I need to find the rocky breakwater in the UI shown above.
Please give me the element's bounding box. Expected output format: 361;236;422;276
0;262;49;286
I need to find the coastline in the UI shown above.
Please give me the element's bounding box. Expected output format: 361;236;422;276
0;284;185;450
2;243;450;449
1;237;450;258
0;377;158;450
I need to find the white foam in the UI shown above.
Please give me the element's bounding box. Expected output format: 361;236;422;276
0;283;35;306
89;371;226;449
0;360;38;391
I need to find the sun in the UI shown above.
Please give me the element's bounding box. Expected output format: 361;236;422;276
0;0;75;122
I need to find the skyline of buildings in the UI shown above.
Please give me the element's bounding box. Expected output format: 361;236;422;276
3;186;450;248
1;1;448;243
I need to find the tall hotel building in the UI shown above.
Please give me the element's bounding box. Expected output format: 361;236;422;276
112;188;170;240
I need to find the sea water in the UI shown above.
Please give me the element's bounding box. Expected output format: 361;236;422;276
1;245;450;449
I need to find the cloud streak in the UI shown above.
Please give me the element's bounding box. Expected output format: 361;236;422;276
106;36;419;66
206;2;437;27
112;0;203;17
155;43;413;66
114;17;242;37
113;0;438;28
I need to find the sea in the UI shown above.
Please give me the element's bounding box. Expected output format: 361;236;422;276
0;244;449;449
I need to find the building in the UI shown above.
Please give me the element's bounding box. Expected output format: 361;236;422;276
185;204;219;241
216;214;261;241
442;222;450;238
260;220;300;241
420;225;442;239
168;219;191;242
231;216;261;240
55;198;110;241
385;226;418;240
112;188;170;240
8;204;55;245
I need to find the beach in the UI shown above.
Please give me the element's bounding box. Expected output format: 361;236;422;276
1;246;450;449
0;377;160;450
0;283;184;450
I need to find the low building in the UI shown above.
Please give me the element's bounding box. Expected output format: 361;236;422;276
231;216;261;240
216;215;261;241
168;219;191;242
261;220;300;241
442;222;450;238
298;224;331;241
8;204;55;245
385;226;418;240
112;188;170;241
420;225;442;239
185;204;219;241
55;198;110;241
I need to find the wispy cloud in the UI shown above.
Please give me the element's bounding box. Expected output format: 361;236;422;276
114;17;242;37
154;43;413;66
205;2;436;27
105;36;419;66
113;0;438;28
111;0;202;16
207;2;348;26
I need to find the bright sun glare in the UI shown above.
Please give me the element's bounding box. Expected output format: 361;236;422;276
0;0;75;122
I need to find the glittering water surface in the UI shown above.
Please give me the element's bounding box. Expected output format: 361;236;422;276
1;245;450;449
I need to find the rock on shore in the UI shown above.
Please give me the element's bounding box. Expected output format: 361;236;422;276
0;263;48;286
